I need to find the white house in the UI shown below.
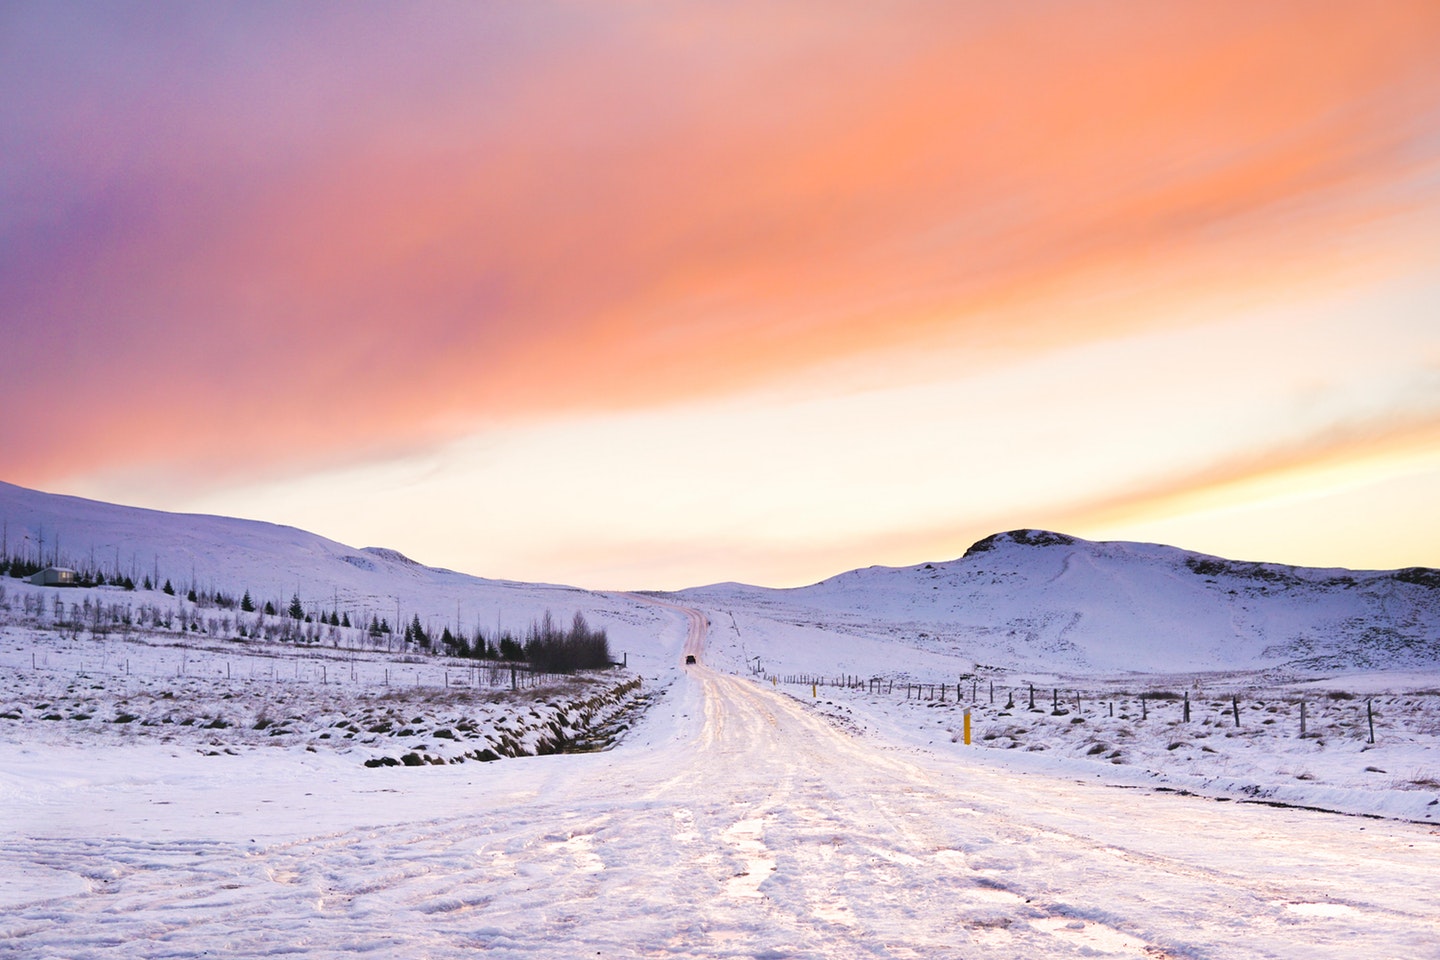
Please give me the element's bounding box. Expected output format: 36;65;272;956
30;567;77;587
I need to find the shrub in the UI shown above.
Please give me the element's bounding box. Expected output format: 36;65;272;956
522;611;612;673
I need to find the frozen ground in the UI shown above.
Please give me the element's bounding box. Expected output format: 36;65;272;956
679;532;1440;825
768;677;1440;824
3;600;1440;958
0;613;648;768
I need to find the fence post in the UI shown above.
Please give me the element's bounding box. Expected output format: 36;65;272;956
1183;691;1190;722
1232;696;1240;727
1367;699;1375;744
1299;700;1306;738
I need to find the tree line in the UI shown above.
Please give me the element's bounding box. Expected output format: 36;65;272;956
404;610;612;674
1;549;612;673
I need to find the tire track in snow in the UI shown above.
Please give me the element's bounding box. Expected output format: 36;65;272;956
3;598;1439;958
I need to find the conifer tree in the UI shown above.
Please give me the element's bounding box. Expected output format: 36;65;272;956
241;590;255;612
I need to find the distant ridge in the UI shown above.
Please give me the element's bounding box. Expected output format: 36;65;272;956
679;529;1440;674
360;546;421;566
0;479;625;638
5;478;1435;675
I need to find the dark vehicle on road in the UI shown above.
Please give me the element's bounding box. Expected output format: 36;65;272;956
685;655;697;665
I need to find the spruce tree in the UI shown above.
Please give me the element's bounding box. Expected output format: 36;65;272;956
241;590;255;612
288;594;304;620
162;579;174;595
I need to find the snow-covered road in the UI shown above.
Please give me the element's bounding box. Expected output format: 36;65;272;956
3;603;1438;958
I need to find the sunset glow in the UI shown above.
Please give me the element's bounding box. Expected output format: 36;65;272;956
3;2;1439;588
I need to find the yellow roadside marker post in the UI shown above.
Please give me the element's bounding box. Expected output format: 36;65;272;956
812;682;817;698
964;711;971;745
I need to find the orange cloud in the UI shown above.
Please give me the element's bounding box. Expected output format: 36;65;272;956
3;1;1439;492
1056;412;1440;535
824;410;1440;579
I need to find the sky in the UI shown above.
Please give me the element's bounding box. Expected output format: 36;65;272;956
2;1;1439;590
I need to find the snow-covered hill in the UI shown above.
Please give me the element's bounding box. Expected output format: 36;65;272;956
5;479;1436;678
677;529;1440;677
0;480;675;665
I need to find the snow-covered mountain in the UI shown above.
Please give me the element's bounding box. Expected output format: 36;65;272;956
0;480;671;660
677;529;1440;675
6;479;1436;677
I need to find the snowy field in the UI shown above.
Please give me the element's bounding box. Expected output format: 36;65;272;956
765;675;1440;825
3;601;1439;958
2;487;1438;956
679;530;1440;824
0;578;650;772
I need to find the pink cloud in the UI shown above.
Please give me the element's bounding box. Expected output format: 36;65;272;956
3;1;1439;491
